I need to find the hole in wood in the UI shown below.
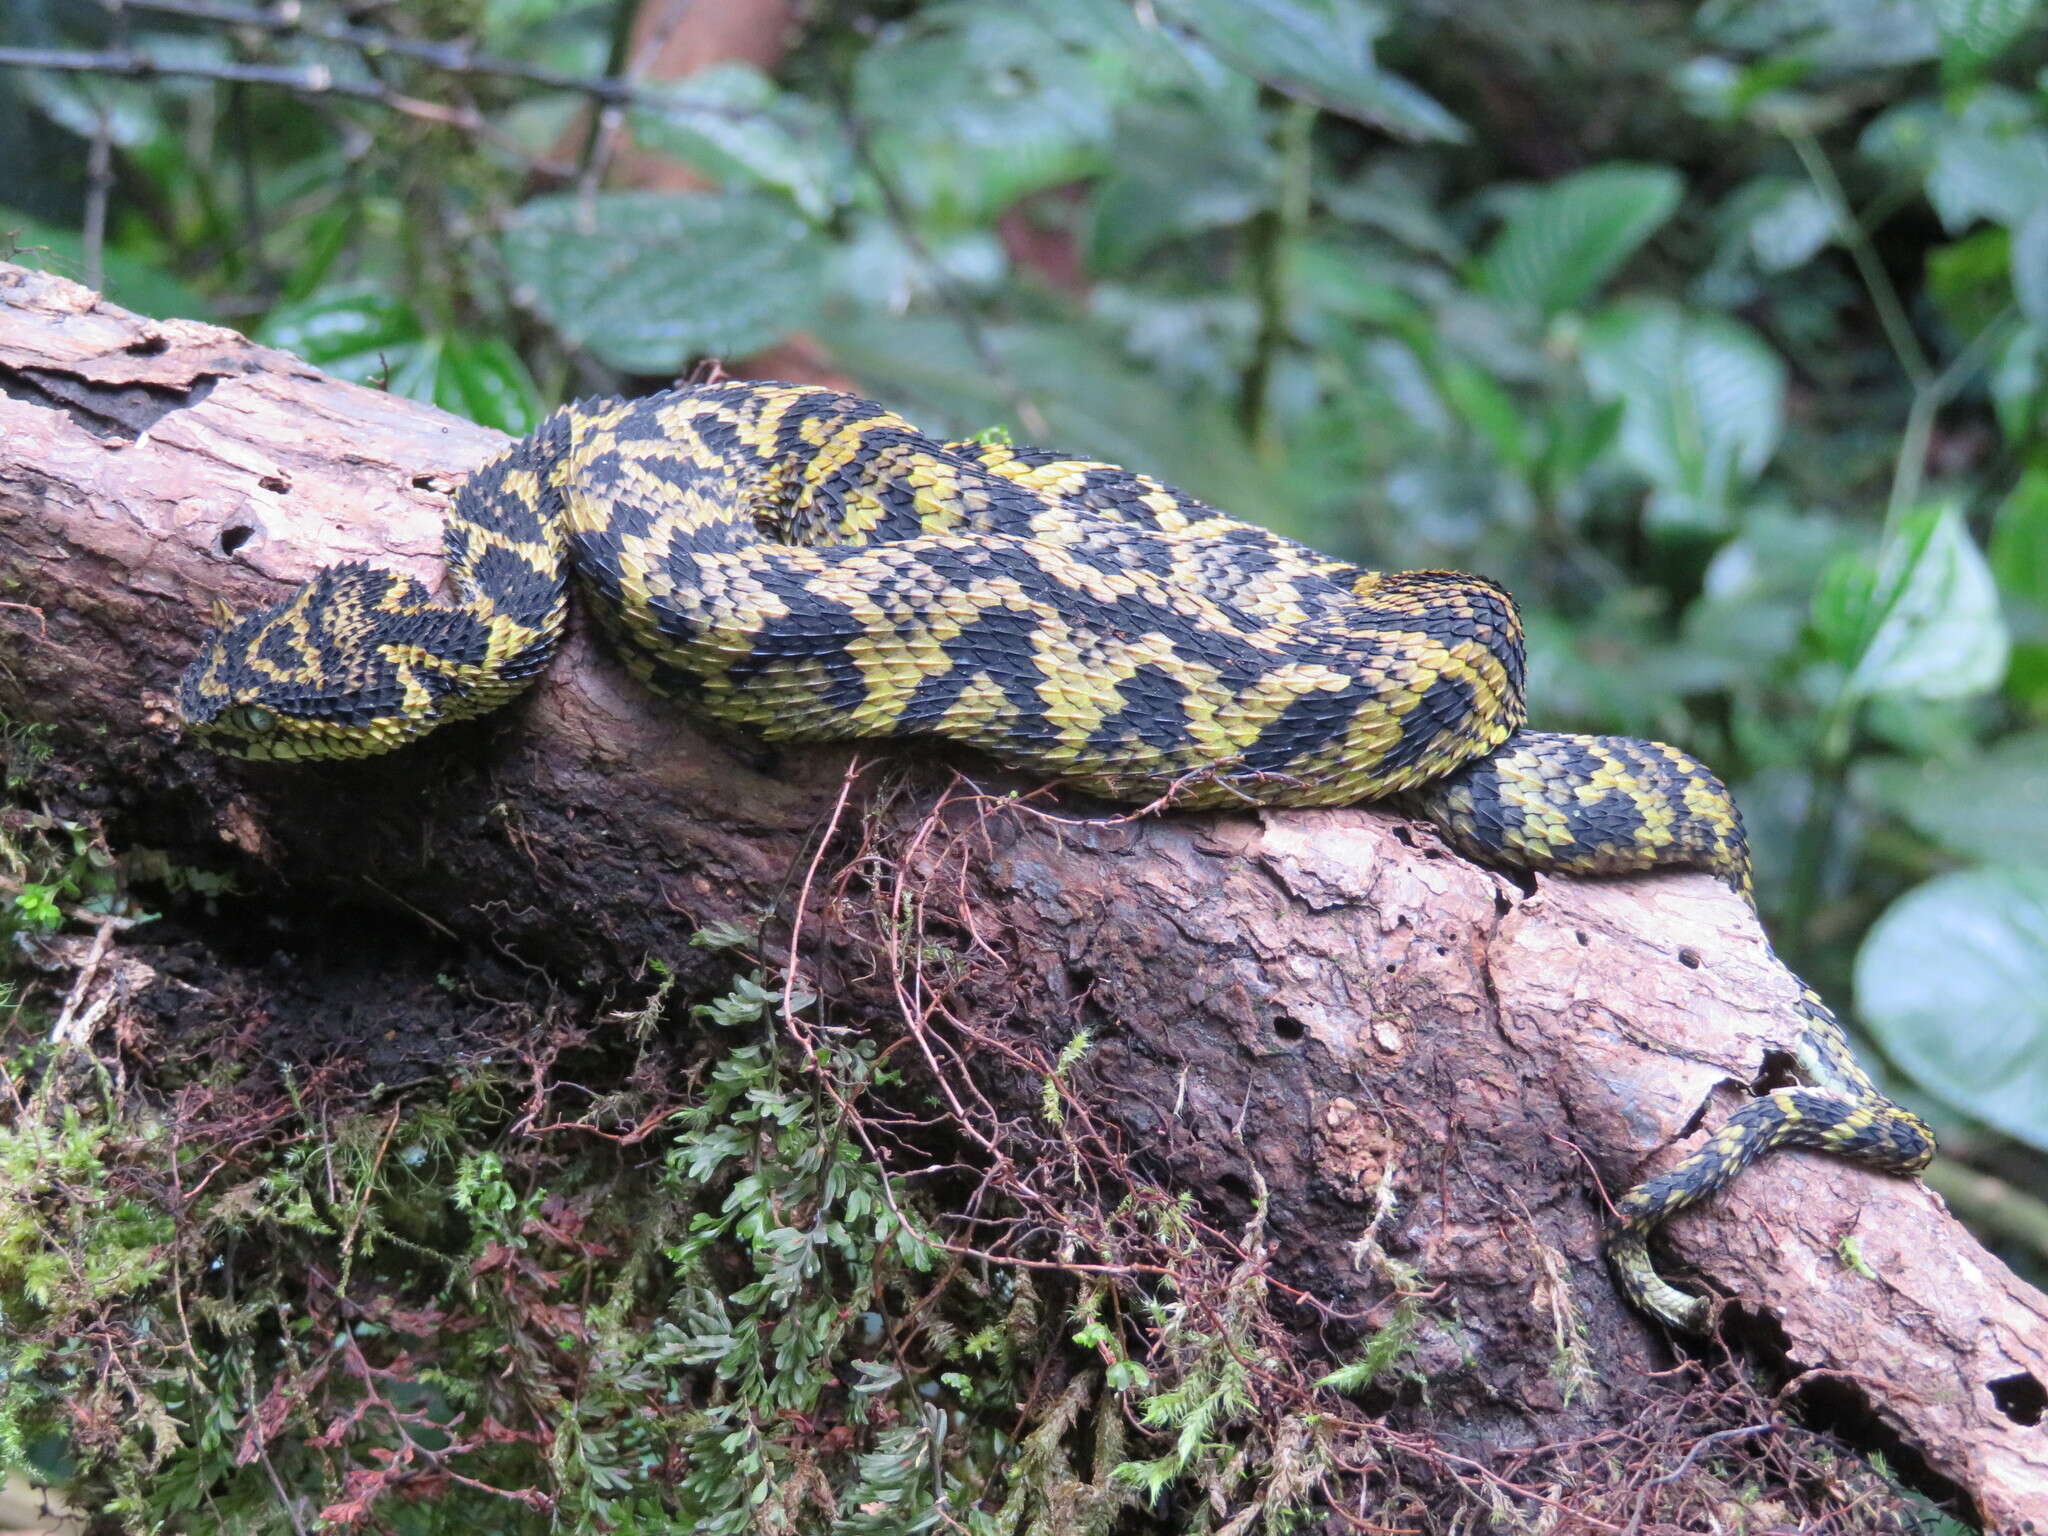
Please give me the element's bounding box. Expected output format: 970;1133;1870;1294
1989;1370;2045;1426
1751;1050;1799;1094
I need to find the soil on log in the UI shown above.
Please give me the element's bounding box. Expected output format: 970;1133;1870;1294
2;261;2045;1531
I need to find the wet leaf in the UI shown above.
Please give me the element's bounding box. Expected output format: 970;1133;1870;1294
502;192;827;371
1856;865;2048;1153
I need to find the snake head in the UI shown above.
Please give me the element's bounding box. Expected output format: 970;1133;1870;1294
178;563;457;760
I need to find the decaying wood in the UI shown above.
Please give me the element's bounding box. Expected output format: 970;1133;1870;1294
2;260;2044;1531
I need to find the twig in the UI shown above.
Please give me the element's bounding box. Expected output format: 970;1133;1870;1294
1787;128;1931;391
1886;304;2017;525
575;0;702;201
1622;1423;1771;1530
783;752;862;1035
83;102;114;294
49;914;120;1045
112;0;742;111
0;46;489;126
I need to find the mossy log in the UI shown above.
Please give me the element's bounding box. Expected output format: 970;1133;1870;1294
1;261;2044;1531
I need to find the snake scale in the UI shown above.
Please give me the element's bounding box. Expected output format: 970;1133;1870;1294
177;380;1935;1331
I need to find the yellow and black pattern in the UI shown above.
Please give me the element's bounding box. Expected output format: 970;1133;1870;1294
177;380;1934;1331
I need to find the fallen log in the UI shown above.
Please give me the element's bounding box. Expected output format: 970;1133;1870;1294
2;260;2043;1530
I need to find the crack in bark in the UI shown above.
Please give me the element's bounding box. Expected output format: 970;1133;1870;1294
0;358;224;439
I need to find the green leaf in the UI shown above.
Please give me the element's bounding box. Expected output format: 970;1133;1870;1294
1695;0;1936;70
1860;732;2048;866
1932;0;2042;79
1322;161;1466;261
1580;299;1786;532
1477;165;1682;317
1927;127;2048;232
1993;469;2048;710
1926;227;2013;340
432;334;545;435
852;0;1139;224
257;288;540;431
1855;864;2048;1154
629;65;845;223
1154;0;1466;143
258;286;422;366
1818;503;2011;701
502;191;827;372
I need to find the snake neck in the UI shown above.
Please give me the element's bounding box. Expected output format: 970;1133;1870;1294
444;408;574;664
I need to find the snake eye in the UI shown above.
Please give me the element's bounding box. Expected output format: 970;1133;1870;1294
231;705;278;734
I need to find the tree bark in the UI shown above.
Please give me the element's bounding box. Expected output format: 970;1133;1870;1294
2;260;2044;1531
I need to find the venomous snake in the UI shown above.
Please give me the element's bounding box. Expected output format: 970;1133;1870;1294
177;379;1935;1331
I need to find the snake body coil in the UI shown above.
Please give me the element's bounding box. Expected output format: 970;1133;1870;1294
178;380;1934;1330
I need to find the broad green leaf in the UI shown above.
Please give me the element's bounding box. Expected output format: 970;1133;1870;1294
1286;239;1430;327
1672;54;1814;125
1855;865;2048;1154
258;286;422;366
852;0;1137;224
260;288;539;431
1580;299;1786;531
1932;0;2041;79
1695;0;1937;70
432;334;545;435
1478;165;1682;317
1860;732;2048;866
1321;161;1466;261
1811;549;1880;669
1857;99;1948;178
1927;127;2048;232
1154;0;1466;143
630;65;845;223
502;192;827;372
1818;503;2010;700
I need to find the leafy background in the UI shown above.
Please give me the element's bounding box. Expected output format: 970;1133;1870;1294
5;0;2047;1376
